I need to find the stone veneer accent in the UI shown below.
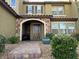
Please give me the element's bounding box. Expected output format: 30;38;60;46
16;18;51;37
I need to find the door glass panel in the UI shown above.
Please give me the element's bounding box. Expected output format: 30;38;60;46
32;24;40;33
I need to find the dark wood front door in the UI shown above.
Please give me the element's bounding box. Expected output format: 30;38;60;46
31;24;41;40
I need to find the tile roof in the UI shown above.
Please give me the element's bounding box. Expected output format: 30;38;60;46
51;18;78;21
19;15;53;18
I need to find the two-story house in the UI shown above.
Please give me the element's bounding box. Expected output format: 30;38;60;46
2;0;78;41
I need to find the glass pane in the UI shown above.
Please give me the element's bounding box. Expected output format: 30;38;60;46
37;5;41;13
52;6;64;15
66;22;75;34
51;22;59;29
58;7;64;11
52;11;58;15
52;7;58;11
67;23;75;29
58;11;64;15
60;22;66;29
52;29;58;34
28;5;32;13
33;25;40;33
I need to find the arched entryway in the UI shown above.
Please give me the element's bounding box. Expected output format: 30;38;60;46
20;19;46;41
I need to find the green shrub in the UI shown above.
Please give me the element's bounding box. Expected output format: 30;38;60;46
0;44;5;53
71;33;79;41
0;35;6;53
46;33;54;40
51;35;78;59
8;36;20;44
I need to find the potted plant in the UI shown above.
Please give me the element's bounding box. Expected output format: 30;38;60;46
42;36;50;44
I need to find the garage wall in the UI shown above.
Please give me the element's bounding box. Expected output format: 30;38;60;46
0;6;16;37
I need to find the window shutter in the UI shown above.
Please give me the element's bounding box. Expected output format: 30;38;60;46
35;6;37;14
32;6;34;14
26;6;28;13
41;6;43;13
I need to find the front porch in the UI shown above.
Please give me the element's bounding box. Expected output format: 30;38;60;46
22;20;44;41
16;18;51;41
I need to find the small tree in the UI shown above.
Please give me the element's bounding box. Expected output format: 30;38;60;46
51;35;78;59
71;32;79;41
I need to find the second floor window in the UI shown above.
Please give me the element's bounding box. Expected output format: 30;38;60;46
26;5;43;14
26;5;34;14
35;5;43;14
52;6;64;15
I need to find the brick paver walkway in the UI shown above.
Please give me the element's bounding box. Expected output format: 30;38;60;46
0;41;52;59
8;41;42;59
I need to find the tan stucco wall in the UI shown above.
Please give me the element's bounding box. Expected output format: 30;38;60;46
71;2;79;17
18;0;24;15
44;4;52;15
0;6;16;37
64;4;73;17
70;1;79;33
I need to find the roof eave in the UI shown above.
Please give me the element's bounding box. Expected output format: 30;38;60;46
19;15;53;18
50;18;78;21
23;1;71;4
